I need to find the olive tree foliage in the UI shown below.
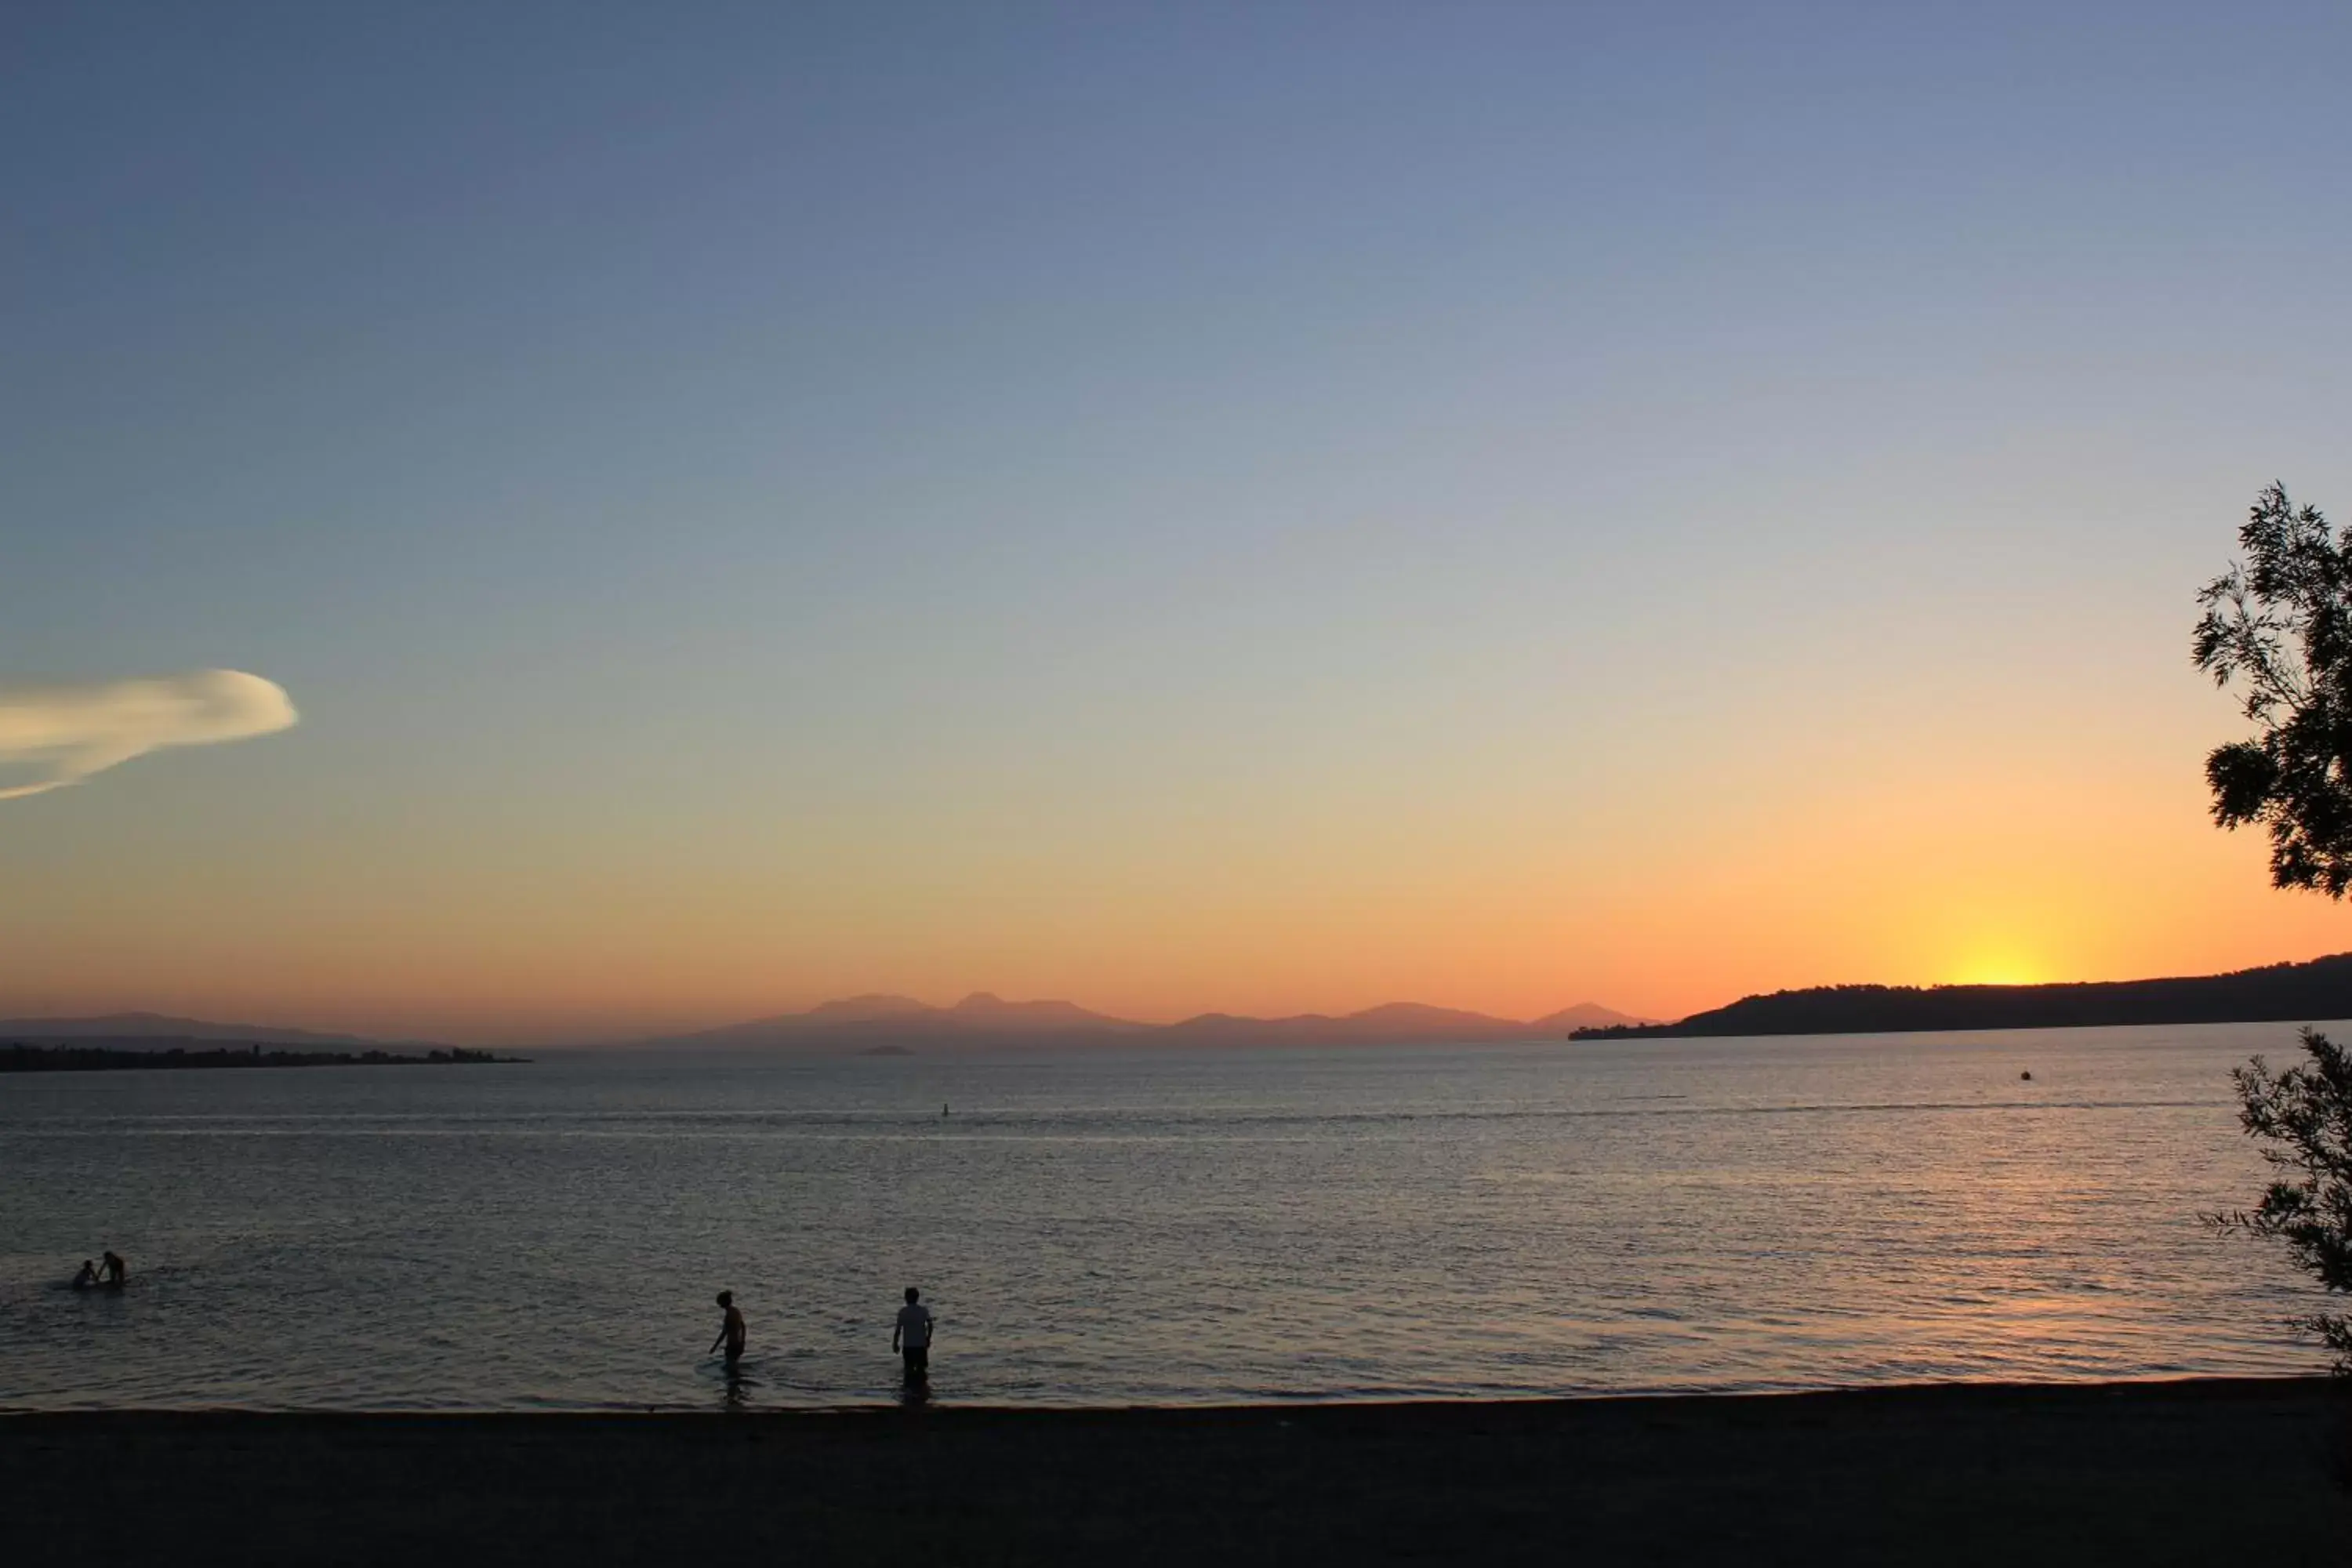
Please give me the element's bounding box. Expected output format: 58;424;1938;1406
2192;483;2352;895
2216;1030;2352;1373
2196;483;2352;1372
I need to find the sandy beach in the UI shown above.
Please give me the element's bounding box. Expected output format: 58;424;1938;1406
4;1378;2344;1566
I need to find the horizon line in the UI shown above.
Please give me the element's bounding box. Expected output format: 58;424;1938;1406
10;947;2352;1047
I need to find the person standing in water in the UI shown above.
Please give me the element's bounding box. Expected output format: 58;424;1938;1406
710;1290;746;1370
100;1251;126;1289
892;1287;934;1382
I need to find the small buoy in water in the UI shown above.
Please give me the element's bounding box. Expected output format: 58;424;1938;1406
2020;1070;2032;1081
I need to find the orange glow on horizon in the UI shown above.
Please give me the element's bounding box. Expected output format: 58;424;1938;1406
5;649;2348;1045
1942;954;2052;988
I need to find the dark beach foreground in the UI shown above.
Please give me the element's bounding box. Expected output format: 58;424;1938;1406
4;1379;2346;1566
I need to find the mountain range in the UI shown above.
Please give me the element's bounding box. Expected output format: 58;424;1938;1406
17;952;2352;1050
0;998;1653;1054
637;993;1654;1051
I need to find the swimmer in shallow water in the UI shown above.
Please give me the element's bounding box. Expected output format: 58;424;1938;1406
893;1287;934;1384
710;1290;746;1370
100;1250;125;1289
71;1260;97;1290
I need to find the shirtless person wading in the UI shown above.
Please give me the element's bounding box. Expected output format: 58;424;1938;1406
710;1290;746;1369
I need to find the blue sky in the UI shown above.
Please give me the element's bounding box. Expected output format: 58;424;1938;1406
6;3;2352;1039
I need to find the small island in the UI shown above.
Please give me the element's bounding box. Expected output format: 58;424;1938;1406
0;1040;526;1073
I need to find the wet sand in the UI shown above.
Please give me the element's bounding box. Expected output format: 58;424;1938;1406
4;1378;2345;1566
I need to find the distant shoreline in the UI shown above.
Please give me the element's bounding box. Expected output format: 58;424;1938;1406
1572;952;2352;1040
4;1378;2343;1564
0;1042;527;1073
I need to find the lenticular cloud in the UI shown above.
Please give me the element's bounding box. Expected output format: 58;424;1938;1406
0;670;298;800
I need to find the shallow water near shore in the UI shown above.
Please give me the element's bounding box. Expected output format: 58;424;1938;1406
0;1024;2332;1410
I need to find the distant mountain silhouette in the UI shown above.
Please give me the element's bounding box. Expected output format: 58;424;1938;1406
944;992;1133;1032
652;993;1146;1051
1529;1002;1652;1031
642;996;1656;1052
0;1012;436;1050
1570;953;2352;1039
0;999;1663;1057
1161;1003;1544;1046
800;994;935;1023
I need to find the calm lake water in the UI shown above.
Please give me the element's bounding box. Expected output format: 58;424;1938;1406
0;1024;2331;1410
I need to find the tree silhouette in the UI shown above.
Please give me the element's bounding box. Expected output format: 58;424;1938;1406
2197;483;2352;1375
2193;482;2352;895
2214;1029;2352;1373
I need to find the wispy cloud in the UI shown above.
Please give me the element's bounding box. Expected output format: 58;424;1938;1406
0;670;298;800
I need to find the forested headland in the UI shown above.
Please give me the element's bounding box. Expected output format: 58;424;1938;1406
1571;953;2352;1039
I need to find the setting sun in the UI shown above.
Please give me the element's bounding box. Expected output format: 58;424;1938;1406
1945;947;2053;987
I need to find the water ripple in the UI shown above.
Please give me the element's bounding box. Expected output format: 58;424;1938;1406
0;1025;2328;1409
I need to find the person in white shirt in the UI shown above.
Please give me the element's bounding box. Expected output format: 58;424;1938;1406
891;1287;935;1381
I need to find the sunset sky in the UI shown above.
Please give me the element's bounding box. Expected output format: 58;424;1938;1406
7;3;2352;1044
